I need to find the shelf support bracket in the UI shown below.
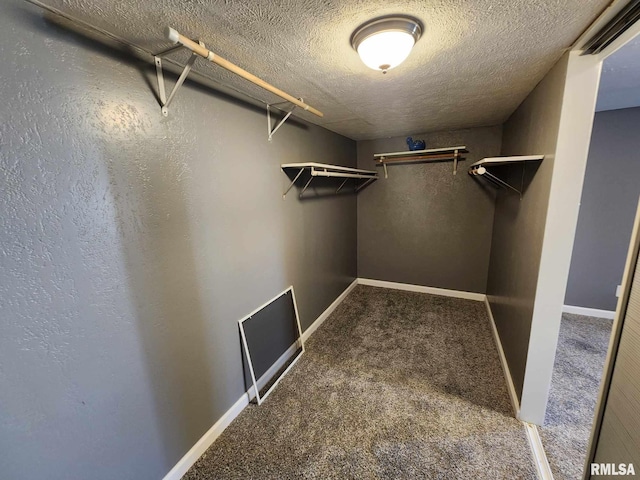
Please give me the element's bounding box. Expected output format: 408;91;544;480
299;176;314;198
355;177;376;193
154;42;203;116
383;162;389;179
471;167;522;196
453;149;459;175
154;56;167;111
282;168;305;199
267;100;300;142
336;178;349;193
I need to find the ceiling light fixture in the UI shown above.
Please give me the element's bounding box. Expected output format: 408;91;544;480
351;15;422;74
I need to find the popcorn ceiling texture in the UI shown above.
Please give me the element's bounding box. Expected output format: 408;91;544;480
34;0;610;140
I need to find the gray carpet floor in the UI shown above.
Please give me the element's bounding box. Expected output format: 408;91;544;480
184;285;536;479
539;313;612;480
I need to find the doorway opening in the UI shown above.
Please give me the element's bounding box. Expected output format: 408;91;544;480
539;33;640;479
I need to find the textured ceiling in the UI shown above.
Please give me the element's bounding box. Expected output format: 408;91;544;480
597;33;640;112
33;0;611;140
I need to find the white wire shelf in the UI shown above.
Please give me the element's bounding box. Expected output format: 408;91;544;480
468;155;545;196
373;146;469;177
281;163;378;198
468;155;545;168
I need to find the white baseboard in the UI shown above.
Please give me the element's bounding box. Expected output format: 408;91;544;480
357;278;486;302
162;393;249;480
162;278;358;480
523;422;554;480
302;278;359;342
562;305;615;319
484;298;521;418
486;301;549;479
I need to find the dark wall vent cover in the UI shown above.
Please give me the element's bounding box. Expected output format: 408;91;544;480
582;0;640;55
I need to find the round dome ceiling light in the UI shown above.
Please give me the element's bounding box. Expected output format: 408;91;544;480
351;15;422;74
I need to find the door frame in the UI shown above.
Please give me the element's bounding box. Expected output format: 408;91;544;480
518;1;640;425
582;199;640;478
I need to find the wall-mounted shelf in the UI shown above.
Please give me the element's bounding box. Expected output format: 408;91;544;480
281;163;378;198
373;146;469;178
468;155;544;196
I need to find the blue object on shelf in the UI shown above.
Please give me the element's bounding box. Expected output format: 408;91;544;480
406;137;426;151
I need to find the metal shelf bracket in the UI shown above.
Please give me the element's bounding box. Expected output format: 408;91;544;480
299;176;314;197
336;178;349;193
467;155;544;199
469;166;523;198
267;100;302;142
453;148;459;175
282;168;305;199
154;41;204;116
355;177;377;193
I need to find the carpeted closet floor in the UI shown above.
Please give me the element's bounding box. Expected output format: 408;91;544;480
539;313;612;480
184;285;536;479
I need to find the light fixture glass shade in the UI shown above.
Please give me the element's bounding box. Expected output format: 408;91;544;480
357;31;415;72
351;16;422;73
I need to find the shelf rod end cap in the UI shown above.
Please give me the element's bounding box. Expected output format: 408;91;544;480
165;27;180;44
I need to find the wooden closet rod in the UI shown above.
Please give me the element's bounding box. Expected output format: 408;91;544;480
165;27;324;118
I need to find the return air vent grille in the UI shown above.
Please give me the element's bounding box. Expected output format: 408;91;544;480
582;0;640;55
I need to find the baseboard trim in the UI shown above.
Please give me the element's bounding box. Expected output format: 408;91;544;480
484;297;521;418
162;393;249;480
357;278;486;302
523;422;554;480
302;278;359;342
562;305;615;319
162;278;358;480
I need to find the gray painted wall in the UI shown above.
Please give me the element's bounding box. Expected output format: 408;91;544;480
565;107;640;311
0;2;356;479
486;54;569;400
357;127;502;293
